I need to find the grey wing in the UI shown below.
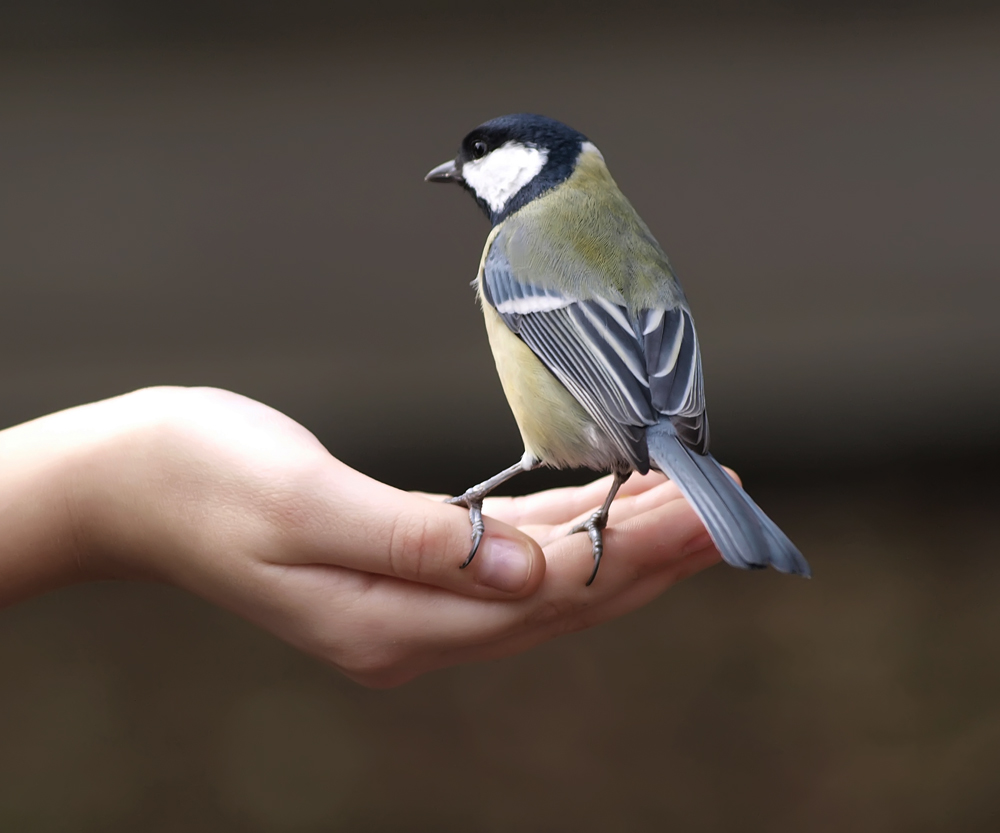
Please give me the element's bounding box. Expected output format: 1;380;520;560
482;243;711;469
640;307;709;453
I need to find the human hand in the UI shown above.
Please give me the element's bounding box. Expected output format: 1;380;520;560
0;387;721;687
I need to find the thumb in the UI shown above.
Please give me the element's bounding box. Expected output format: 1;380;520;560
289;466;546;599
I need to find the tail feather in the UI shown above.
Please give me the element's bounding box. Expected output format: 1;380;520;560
646;421;811;577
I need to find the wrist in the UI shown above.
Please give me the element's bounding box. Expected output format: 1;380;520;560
0;407;98;607
0;388;203;607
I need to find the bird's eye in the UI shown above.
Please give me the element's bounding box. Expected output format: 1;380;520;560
472;141;488;159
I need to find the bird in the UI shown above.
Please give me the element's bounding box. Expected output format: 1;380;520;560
425;113;810;585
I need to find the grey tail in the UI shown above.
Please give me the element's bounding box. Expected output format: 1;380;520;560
646;421;811;577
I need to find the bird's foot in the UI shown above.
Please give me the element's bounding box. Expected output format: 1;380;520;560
445;490;488;568
569;510;609;586
444;455;541;569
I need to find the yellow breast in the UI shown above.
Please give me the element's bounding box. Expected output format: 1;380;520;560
474;228;618;471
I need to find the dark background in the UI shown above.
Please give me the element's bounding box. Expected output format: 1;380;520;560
2;2;999;830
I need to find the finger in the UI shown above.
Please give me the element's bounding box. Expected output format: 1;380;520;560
307;491;717;674
508;477;693;548
722;465;743;487
529;491;717;597
479;464;740;544
425;465;741;530
480;470;671;528
416;495;722;677
400;545;722;681
350;536;721;685
270;465;546;599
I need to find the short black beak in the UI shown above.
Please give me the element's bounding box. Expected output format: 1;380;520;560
425;159;463;184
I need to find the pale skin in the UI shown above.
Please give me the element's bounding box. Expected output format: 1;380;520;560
0;386;722;688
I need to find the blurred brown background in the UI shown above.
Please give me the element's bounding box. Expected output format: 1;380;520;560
2;2;999;830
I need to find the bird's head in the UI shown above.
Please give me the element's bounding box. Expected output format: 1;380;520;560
425;113;596;225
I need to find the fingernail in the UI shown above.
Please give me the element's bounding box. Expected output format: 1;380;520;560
476;537;532;592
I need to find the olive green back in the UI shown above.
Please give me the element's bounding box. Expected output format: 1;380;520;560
496;150;686;312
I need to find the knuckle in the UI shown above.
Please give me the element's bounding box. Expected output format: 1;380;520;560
524;593;596;637
336;648;420;690
257;473;326;541
500;494;530;527
386;512;434;581
336;641;400;680
553;617;590;639
525;596;577;628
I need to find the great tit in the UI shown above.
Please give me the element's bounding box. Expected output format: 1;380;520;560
426;113;810;584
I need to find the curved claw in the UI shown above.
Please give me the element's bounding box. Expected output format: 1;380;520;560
584;527;604;587
445;456;541;571
569;510;608;586
446;493;486;568
461;502;485;568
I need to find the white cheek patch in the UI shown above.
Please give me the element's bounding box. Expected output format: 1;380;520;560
462;141;549;214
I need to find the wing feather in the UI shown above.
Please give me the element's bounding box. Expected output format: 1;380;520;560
482;237;710;461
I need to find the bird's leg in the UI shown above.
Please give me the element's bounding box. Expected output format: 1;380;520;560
446;452;541;568
569;467;630;586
